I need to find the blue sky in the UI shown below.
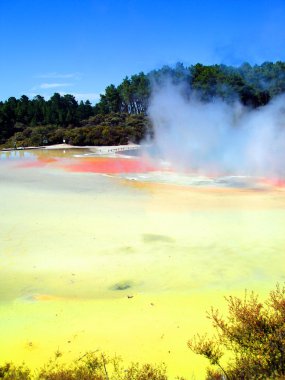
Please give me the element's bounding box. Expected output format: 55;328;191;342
0;0;285;103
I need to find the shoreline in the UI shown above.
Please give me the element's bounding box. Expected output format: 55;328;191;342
1;142;141;153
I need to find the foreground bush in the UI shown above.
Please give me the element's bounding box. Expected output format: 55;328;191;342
0;352;170;380
2;284;284;379
188;284;285;379
0;362;31;380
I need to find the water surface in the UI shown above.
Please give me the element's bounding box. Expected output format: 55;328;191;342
1;149;285;379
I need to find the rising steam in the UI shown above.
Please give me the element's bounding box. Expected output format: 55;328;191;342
147;80;285;178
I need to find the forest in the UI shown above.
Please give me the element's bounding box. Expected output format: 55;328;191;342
1;61;285;147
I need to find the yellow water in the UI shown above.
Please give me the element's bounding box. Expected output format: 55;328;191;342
0;151;285;379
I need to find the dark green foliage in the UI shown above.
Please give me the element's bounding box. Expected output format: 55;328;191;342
96;84;122;114
0;93;95;146
188;284;285;379
1;61;285;147
3;113;151;148
117;72;150;114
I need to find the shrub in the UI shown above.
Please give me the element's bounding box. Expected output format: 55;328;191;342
0;362;31;380
35;351;170;380
188;284;285;379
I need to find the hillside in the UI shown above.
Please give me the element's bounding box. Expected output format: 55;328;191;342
1;61;285;148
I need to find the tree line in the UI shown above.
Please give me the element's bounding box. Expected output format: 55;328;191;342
1;61;285;147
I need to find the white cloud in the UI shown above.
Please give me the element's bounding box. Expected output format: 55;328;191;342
40;83;72;89
36;72;81;79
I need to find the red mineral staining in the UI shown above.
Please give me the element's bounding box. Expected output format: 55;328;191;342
261;178;285;188
64;157;157;174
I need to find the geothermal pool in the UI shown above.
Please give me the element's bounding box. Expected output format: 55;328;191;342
1;148;285;379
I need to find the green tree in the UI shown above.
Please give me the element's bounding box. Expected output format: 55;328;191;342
77;100;93;120
97;84;121;114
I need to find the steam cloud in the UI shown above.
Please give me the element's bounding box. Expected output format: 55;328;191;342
147;81;285;178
